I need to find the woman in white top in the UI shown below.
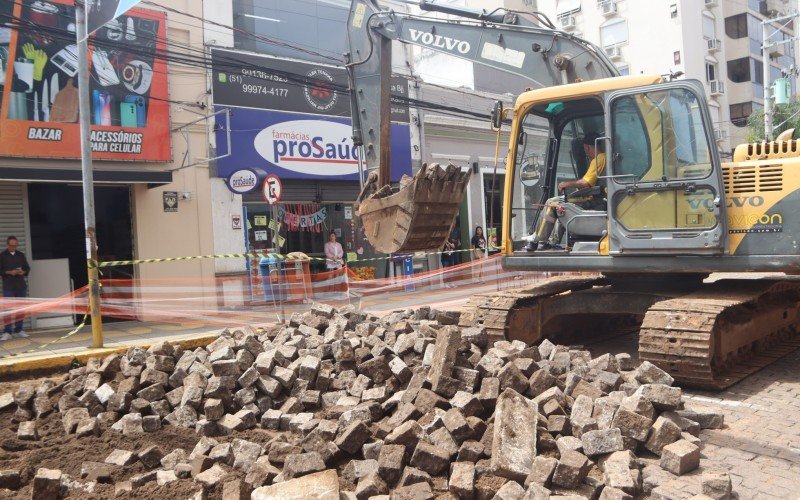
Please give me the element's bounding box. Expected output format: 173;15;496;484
324;230;344;270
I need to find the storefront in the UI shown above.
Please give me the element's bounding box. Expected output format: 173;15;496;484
210;48;415;279
0;0;216;323
241;181;362;271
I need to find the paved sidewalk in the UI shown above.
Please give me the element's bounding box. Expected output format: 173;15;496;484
588;332;800;499
0;277;519;363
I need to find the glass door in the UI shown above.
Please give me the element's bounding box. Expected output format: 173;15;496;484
604;81;727;255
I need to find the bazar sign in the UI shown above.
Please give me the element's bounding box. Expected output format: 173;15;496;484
255;120;359;177
0;1;170;162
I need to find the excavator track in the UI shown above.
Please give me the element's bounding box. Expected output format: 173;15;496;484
460;274;800;390
458;274;609;343
639;279;800;390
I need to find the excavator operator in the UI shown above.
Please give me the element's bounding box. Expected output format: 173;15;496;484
526;131;606;251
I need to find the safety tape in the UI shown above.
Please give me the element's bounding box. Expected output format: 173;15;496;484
89;248;489;268
344;248;482;263
90;252;324;268
0;310;89;361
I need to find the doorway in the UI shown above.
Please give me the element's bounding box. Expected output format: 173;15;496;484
27;184;134;293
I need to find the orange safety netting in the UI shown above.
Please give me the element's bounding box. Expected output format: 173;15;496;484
0;254;557;334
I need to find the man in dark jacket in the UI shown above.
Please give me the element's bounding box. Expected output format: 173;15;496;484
1;236;31;340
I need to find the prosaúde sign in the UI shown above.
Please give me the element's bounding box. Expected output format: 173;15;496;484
225;168;264;194
215;109;412;181
255;120;359;177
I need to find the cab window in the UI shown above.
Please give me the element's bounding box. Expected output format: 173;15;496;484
611;88;712;182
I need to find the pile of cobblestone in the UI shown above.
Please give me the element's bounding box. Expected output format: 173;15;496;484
2;303;733;499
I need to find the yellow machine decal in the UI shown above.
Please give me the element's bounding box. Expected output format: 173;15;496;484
724;159;797;254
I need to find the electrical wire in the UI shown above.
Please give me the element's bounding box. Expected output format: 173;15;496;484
3;1;761;133
0;6;503;122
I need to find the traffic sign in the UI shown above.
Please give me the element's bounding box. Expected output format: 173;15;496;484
263;175;282;205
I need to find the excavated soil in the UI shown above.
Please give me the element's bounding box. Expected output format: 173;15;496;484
0;373;278;499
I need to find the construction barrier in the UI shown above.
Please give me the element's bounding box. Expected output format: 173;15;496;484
0;251;559;361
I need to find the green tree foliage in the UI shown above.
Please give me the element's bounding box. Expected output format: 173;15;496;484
746;99;800;142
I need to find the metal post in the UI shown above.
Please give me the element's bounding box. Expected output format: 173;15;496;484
763;21;774;141
76;2;104;347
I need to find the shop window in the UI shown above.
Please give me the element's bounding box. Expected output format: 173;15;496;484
600;18;628;48
483;173;504;251
725;13;747;39
232;0;347;63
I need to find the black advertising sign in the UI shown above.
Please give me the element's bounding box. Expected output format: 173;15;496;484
211;48;409;123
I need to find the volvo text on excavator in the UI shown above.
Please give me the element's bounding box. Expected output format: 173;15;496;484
346;0;800;390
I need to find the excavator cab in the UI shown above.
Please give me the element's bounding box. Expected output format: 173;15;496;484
503;76;728;262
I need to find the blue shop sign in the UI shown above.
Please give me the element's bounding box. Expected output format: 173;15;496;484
215;108;412;181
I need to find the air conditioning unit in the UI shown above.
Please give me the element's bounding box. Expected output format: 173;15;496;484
707;38;722;52
604;45;623;60
704;0;718;7
709;80;725;95
714;128;728;141
559;15;577;30
599;0;618;16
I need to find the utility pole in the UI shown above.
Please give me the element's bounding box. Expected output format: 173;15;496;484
761;10;799;141
763;21;773;141
75;2;104;348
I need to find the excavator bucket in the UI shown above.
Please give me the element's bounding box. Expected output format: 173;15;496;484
357;163;471;254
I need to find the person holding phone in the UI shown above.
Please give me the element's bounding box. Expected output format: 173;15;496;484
0;235;31;340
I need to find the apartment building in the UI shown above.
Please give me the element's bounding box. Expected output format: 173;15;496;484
541;0;799;152
722;0;797;146
540;0;733;153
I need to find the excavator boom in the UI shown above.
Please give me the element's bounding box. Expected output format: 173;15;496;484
345;0;618;254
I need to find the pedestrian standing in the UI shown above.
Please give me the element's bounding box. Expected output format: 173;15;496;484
324;230;344;270
0;236;31;340
471;226;486;280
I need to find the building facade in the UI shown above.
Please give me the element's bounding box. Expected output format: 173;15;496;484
540;0;733;153
203;0;421;281
0;0;214;324
540;0;798;152
722;0;797;146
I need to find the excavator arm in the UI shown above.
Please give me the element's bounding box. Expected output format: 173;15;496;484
345;0;619;253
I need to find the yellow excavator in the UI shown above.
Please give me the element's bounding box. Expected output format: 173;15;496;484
346;0;800;389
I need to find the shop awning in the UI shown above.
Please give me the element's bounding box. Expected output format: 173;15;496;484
0;167;172;186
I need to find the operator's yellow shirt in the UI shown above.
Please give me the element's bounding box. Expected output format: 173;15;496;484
581;153;606;187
